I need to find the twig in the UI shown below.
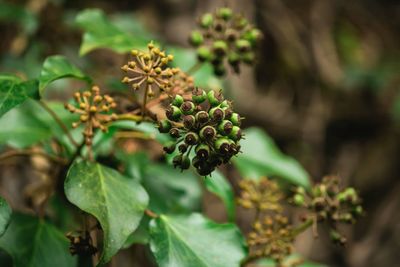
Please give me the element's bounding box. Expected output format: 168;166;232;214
291;218;314;237
145;209;158;218
38;100;79;147
0;149;67;165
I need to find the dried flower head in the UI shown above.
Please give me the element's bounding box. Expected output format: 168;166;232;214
158;88;242;176
247;215;294;263
189;7;263;76
121;42;179;98
291;175;363;245
65;85;117;146
237;177;283;212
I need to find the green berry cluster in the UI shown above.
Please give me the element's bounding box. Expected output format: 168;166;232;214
291;175;363;245
158;88;242;176
189;7;263;76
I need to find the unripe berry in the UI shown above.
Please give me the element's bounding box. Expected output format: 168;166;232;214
180;101;195;115
185;132;199;145
213;63;226;76
172;154;183;168
192;88;207;104
215;138;231;155
200;125;216;140
218;120;233;135
241;52;255;64
244;29;263;45
228;52;240;65
189;31;204;46
217;7;233;20
197;47;212;61
166;105;182;121
293;194;305;206
236;39;251;52
195;111;209;124
230;113;241;126
213;40;228;56
169;128;181;138
200;13;213;28
158;119;172;133
180;155;191;170
209;107;225;122
179;143;188;153
207;90;224;106
172;95;184;107
195;144;210;159
183;115;196;129
163;142;176;154
229;125;242;141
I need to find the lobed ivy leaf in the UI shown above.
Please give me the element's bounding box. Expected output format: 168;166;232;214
233;127;311;189
0;213;76;267
75;9;150;55
0;197;11;237
39;55;91;96
205;170;235;221
64;161;149;265
0;74;39;118
149;213;247;267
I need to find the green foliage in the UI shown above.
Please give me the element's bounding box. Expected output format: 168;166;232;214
232;127;311;189
0;2;38;35
0;74;38;118
0;197;11;237
205;170;235;221
76;9;150;55
149;213;247;267
39;55;91;96
0;213;76;267
65;161;149;264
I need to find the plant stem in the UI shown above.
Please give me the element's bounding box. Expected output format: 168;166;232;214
291;218;314;237
38;100;79;147
186;61;203;75
115;114;144;122
0;149;67;165
145;209;158;218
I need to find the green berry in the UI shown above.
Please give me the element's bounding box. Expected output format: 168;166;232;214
169;127;181;138
172;95;184;106
212;40;228;56
218;120;233;135
185;132;199;145
200;125;216;140
195;144;210;159
195;111;209;124
293;194;305;206
200;13;214;28
189;30;204;46
180;101;195;115
180;155;191;170
229;126;242;141
228;52;240;65
217;7;233;20
166;105;182;121
209;107;225;122
192;88;207;104
207;90;224;106
244;28;262;45
183;115;196;129
235;39;251;52
172;154;183;168
158;119;172;133
197;46;212;61
230;113;241;126
242;52;255;64
163;142;176;154
215;138;231;154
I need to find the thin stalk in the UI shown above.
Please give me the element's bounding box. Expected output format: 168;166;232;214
291;218;314;237
186;61;203;75
0;149;67;165
38;100;79;147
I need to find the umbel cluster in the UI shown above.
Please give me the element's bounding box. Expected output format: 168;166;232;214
158;88;242;176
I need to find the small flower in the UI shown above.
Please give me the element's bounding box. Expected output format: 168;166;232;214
121;42;179;98
189;7;263;76
247;215;294;264
237;177;283;212
65;85;117;146
158;88;242;176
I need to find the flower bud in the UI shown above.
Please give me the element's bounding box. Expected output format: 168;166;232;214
189;31;204;46
229;126;242;141
209;107;225;122
183;115;196;129
166;105;182;121
180;101;195;115
207;90;224;106
218;120;233;135
192;88;207;104
185;132;199;145
200;125;216;140
196;111;209;124
169;128;181;138
200;13;213;28
158;119;172;133
195;144;210;159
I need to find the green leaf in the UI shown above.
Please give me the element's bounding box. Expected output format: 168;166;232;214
149;213;247;267
143;164;202;213
65;161;149;264
0;213;77;267
0;74;39;118
39;55;91;96
75;9;150;55
0;197;11;237
233;127;311;189
255;254;328;267
205;170;235;221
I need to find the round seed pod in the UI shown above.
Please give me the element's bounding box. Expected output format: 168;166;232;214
218;120;233;135
196;111;209;124
200;125;216;140
195;144;210;159
230;113;241;126
183;115;196;129
185;132;199;145
172;95;184;107
158;119;172;133
200;13;213;28
166;105;182;121
189;31;204;46
229;126;242;141
212;40;228;56
207;90;224;106
169;128;181;138
209;107;225;122
163;142;176;154
180;101;195;115
197;46;212;61
192;88;207;104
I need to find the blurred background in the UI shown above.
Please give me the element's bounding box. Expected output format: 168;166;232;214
0;0;400;266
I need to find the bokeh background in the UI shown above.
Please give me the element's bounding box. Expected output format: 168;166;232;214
1;0;400;266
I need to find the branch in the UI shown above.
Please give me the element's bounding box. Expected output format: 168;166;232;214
0;149;68;165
